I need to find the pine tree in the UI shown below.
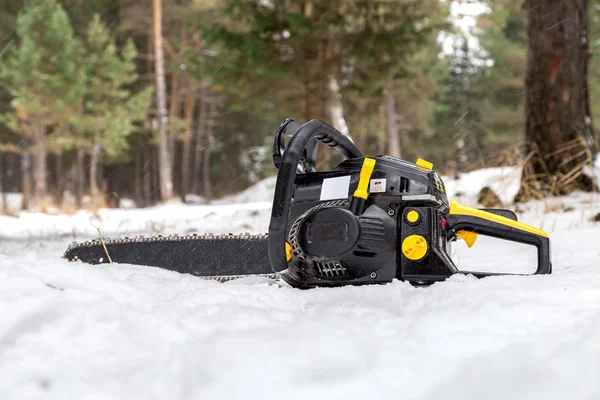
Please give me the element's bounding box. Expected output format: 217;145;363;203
0;0;84;204
196;0;447;152
473;0;527;164
74;15;152;204
388;45;447;164
430;32;485;172
341;1;449;161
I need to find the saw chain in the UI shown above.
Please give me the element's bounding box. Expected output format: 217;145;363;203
64;232;278;282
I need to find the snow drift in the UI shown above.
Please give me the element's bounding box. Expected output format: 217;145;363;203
0;166;599;399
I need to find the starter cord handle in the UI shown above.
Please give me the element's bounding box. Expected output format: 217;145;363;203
268;119;364;272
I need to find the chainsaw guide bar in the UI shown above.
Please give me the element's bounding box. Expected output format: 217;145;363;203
64;233;278;282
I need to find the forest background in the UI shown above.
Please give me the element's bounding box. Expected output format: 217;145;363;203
0;0;598;210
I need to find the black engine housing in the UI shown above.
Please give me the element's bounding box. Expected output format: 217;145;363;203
280;155;456;288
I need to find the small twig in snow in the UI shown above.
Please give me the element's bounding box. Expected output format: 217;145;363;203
92;224;113;264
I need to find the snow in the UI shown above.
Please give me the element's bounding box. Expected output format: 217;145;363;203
215;175;277;205
1;166;600;399
0;176;275;240
0;192;24;213
0;201;272;240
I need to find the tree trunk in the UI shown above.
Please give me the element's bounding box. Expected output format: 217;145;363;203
76;148;85;208
168;18;188;180
134;151;142;205
153;0;174;201
181;81;197;200
193;90;206;195
356;125;367;153
32;124;47;203
168;69;180;173
386;89;402;159
301;77;311;123
90;142;100;207
328;76;350;138
153;146;160;203
301;3;313;122
142;149;152;206
203;102;215;201
143;19;153;207
315;41;330;171
21;145;31;210
378;102;386;154
55;154;64;204
101;173;108;195
517;0;595;200
0;153;6;213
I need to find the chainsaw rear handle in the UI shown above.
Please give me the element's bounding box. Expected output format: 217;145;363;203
446;201;552;276
268;119;364;272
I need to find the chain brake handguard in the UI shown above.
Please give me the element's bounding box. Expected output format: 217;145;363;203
272;119;318;173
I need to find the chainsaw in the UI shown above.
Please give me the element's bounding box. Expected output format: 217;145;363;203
64;119;552;288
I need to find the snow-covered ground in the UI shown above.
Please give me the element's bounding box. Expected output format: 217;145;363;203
1;167;599;399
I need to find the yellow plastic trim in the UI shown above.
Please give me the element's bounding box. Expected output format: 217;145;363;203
406;210;420;223
416;158;433;171
402;235;428;260
353;157;376;200
456;230;478;247
285;242;293;261
449;201;549;238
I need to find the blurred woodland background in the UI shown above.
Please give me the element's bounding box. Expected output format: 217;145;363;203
0;0;598;210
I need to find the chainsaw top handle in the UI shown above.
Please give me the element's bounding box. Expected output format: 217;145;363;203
268;119;363;272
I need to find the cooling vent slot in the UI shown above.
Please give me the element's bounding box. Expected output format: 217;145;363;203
315;261;348;278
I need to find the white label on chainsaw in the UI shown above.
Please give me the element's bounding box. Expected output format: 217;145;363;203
369;178;387;193
320;175;351;201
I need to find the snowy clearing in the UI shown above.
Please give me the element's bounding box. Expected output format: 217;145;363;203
1;167;600;399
